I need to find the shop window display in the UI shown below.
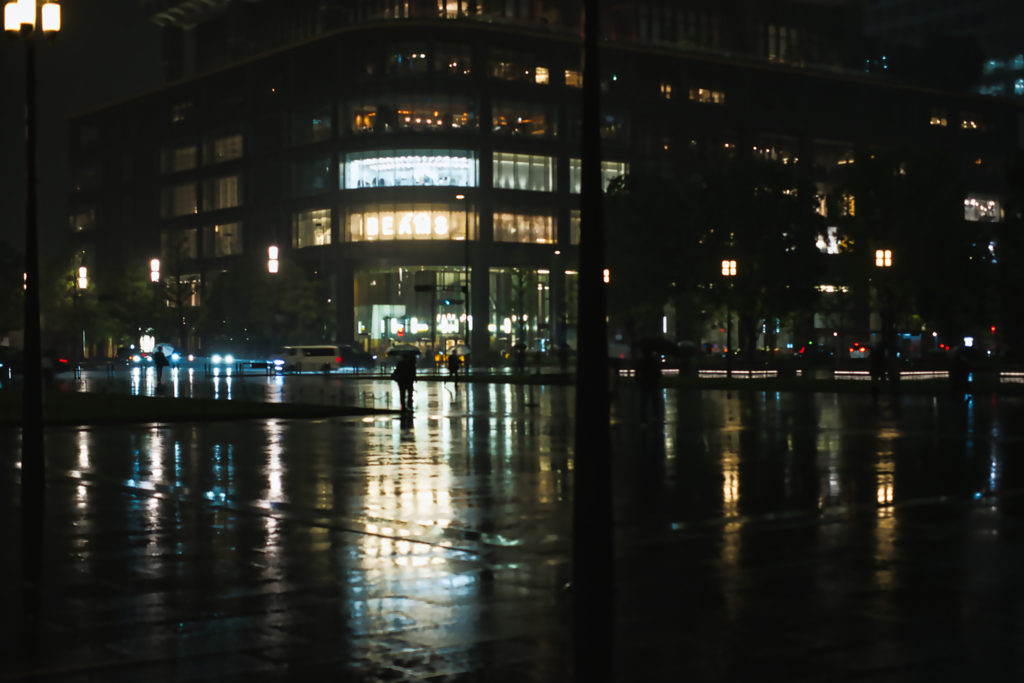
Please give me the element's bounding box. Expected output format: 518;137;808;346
348;94;477;134
964;195;1002;222
344;149;478;188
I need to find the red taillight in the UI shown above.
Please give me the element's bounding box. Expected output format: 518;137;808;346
799;347;805;354
58;358;68;363
336;357;342;363
859;347;866;352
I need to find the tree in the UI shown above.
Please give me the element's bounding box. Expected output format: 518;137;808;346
837;147;993;341
99;262;167;349
160;230;202;351
693;158;825;360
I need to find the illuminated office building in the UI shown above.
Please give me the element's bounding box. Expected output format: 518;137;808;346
69;1;1019;354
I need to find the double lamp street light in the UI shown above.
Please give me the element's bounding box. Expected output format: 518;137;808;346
7;0;61;603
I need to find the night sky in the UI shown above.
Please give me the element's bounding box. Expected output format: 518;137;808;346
0;0;163;253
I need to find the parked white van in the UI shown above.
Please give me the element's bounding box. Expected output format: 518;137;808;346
281;345;341;373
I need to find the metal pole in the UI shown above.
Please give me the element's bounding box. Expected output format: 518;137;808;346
726;307;732;379
573;1;614;680
20;20;46;608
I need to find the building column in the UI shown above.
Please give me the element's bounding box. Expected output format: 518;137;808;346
550;261;566;346
335;260;355;343
470;247;490;358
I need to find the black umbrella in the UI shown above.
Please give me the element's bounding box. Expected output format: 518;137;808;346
635;337;683;357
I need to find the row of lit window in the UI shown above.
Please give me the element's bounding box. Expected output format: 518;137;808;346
929;108;988;131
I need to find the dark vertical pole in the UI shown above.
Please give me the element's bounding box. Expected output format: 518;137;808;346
573;0;614;681
726;307;732;379
20;21;46;610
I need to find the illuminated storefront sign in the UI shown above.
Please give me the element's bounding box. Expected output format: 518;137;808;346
348;204;474;242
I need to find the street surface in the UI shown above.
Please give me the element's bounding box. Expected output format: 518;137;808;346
3;378;1024;681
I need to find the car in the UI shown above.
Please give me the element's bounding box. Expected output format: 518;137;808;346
280;345;341;373
338;344;377;369
116;346;151;365
207;351;238;366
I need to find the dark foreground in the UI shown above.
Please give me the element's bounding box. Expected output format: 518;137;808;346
2;383;1023;681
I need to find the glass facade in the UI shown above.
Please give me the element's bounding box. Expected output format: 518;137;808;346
203;134;243;164
493;211;555;243
492;101;556;137
347;203;477;242
488;268;551;352
203;176;241;211
293;104;333;144
568;159;629;193
204;223;243;257
292;209;332;248
160;183;197;217
161;145;196;174
493;153;555;191
292;157;332;196
347;94;478;134
354;266;470;353
343;150;479;188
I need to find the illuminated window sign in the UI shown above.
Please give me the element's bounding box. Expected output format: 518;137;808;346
347;203;476;242
493;212;555;243
343;150;478;188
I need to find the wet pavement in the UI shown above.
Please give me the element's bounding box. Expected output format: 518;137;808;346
3;383;1024;681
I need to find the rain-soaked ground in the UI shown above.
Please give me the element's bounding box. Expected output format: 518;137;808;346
2;374;1024;681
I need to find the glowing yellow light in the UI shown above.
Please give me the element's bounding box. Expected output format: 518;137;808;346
721;260;736;276
41;1;58;32
268;246;278;260
603;268;610;283
5;2;20;31
150;271;160;282
268;259;279;274
16;0;33;26
150;258;160;272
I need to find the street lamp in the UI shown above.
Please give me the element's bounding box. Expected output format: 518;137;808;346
874;248;894;343
268;246;279;273
722;260;736;378
8;0;61;618
150;259;160;282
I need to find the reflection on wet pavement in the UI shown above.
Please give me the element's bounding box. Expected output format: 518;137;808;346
3;386;1024;681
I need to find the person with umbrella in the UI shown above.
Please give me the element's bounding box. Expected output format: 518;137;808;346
392;352;417;411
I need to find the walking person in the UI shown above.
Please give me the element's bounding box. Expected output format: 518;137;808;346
152;349;169;384
636;350;662;425
393;354;416;412
447;352;462;389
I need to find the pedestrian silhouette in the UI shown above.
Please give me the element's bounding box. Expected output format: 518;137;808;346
152;350;169;384
447;353;461;384
392;354;416;412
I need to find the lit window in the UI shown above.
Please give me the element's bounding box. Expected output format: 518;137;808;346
204;223;243;257
493;153;556;192
929;107;947;127
568;159;629;193
492;101;556;137
960;112;987;131
203;134;243;164
493;211;555;243
1017;79;1024;96
535;67;550;85
202;176;240;211
984;59;1006;74
292;209;331;248
689;88;725;104
344;150;479;189
964;195;1002;222
1015;55;1024;71
565;70;582;88
660;83;672;99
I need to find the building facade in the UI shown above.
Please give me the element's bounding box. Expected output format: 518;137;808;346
69;1;1020;356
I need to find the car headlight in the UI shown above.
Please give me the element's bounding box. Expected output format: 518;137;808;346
273;360;284;366
171;353;180;361
133;355;141;362
212;354;222;363
188;354;194;362
225;354;235;364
